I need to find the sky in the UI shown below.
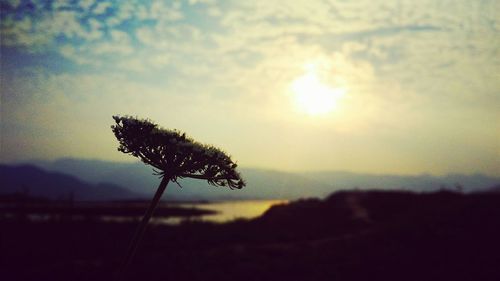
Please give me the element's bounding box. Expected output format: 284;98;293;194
1;0;499;176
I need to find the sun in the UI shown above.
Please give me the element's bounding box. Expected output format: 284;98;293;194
290;63;346;116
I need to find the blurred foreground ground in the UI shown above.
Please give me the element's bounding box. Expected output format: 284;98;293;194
1;190;499;281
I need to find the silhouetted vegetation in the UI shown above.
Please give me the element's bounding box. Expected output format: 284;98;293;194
111;115;245;275
1;189;499;281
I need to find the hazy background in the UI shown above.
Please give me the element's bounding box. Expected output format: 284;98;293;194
1;3;500;280
1;0;499;177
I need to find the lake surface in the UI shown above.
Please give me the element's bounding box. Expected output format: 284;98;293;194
5;200;288;225
152;199;288;224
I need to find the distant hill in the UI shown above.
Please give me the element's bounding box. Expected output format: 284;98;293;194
24;158;500;201
0;164;142;201
28;158;330;201
301;171;500;193
478;184;500;193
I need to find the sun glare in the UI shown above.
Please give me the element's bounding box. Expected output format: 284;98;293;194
291;63;345;116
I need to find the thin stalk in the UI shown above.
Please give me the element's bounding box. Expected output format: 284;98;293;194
116;176;170;280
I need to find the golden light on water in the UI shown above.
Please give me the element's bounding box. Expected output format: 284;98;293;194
291;62;346;116
177;200;288;223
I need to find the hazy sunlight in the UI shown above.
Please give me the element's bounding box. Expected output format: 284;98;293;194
291;63;346;116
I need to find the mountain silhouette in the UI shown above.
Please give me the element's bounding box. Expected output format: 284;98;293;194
0;164;142;201
24;158;500;201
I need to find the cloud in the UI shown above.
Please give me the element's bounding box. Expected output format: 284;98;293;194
93;2;112;15
188;0;216;5
79;0;95;10
90;30;133;55
1;0;499;174
2;0;498;106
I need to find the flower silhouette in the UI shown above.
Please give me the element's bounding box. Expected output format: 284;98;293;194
112;115;244;278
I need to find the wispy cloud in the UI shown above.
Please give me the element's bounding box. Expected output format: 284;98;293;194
1;0;499;174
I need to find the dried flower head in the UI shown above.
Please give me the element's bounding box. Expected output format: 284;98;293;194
111;115;245;189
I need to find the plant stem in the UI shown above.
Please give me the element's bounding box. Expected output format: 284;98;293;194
117;176;170;280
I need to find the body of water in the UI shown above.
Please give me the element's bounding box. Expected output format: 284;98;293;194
4;200;288;225
153;199;287;224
